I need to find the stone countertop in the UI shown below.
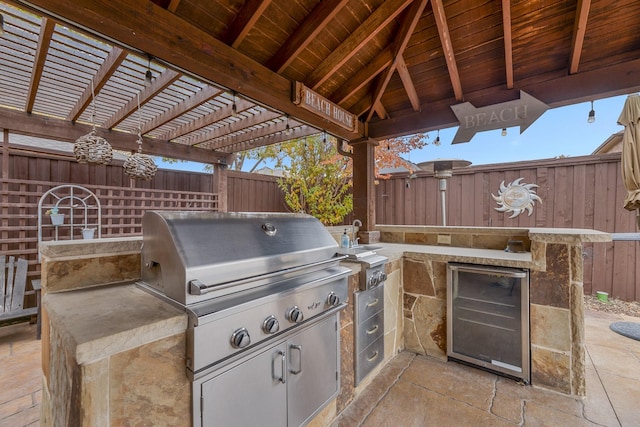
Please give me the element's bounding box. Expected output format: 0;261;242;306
44;282;187;365
39;236;142;259
358;243;533;269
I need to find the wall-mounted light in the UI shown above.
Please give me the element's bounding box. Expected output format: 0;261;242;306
588;100;595;123
0;13;5;36
501;128;507;136
144;55;153;86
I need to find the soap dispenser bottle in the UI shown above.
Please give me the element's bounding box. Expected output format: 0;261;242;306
340;229;350;248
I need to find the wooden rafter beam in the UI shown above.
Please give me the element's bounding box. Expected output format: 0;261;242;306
164;98;255;141
366;0;428;121
104;69;181;130
0;107;229;163
331;48;393;105
25;17;55;113
223;0;273;49
182;109;281;146
267;0;349;73
431;0;463;101
307;0;414;90
396;54;420;111
202;118;304;150
141;86;222;134
368;57;640;140
502;0;514;89
16;0;362;141
167;0;181;12
569;0;592;74
215;126;319;153
67;46;128;122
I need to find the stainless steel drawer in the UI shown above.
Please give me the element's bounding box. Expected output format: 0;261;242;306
355;336;384;386
355;285;384;323
355;310;384;350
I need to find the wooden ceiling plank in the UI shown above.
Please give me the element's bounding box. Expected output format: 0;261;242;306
307;0;414;90
331;47;393;105
224;0;274;49
182;110;282;146
25;17;55;113
165;98;257;140
396;54;420;111
104;69;181;130
0;106;229;162
141;86;222;134
67;46;128;122
502;0;514;89
365;0;429;121
204;120;290;150
431;0;463;101
569;0;592;74
267;0;350;73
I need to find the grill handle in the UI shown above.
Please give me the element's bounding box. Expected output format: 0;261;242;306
289;344;303;375
189;256;348;295
273;350;286;384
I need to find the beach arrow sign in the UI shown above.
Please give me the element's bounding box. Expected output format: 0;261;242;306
450;91;548;144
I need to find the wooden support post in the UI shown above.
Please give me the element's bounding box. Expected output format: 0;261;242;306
350;137;380;244
212;162;228;212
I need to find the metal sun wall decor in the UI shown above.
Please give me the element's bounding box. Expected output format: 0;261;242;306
492;178;542;218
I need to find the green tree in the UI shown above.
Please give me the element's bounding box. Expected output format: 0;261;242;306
274;135;352;225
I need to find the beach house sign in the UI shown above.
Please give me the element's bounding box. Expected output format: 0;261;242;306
293;82;358;132
450;91;548;144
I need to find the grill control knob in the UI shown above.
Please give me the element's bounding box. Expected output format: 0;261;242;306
230;328;251;349
286;306;304;323
262;316;280;334
327;292;340;307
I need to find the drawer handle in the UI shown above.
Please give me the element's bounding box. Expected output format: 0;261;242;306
367;350;379;362
366;325;379;335
366;298;379;308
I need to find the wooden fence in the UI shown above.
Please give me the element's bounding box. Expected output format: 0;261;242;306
375;152;639;301
1;144;637;301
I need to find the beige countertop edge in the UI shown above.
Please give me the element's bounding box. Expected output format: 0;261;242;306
39;236;143;258
44;282;187;365
372;243;533;266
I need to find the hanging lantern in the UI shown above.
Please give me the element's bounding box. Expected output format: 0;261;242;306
124;93;157;180
74;79;113;165
123;147;158;180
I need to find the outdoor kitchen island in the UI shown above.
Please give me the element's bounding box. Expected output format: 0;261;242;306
37;225;609;426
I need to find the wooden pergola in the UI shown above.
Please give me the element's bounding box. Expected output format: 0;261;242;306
2;0;640;238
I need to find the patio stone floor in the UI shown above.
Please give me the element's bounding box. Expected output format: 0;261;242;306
2;309;640;426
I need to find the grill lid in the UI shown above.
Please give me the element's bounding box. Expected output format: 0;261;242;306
140;211;341;305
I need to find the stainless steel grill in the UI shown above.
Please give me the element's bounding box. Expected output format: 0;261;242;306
137;211;351;427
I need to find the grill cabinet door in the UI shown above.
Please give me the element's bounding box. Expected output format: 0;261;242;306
200;344;287;427
287;315;339;427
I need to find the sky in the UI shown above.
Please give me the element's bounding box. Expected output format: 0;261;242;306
156;94;630;172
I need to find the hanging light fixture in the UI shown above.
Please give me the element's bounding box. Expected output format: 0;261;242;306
231;91;238;117
285;115;291;135
0;13;5;36
144;55;153;86
435;129;440;144
123;93;158;180
74;79;113;164
587;100;596;123
501;128;507;136
322;130;327;144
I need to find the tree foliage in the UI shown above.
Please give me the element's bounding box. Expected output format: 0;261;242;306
236;132;439;225
274;135;352;225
